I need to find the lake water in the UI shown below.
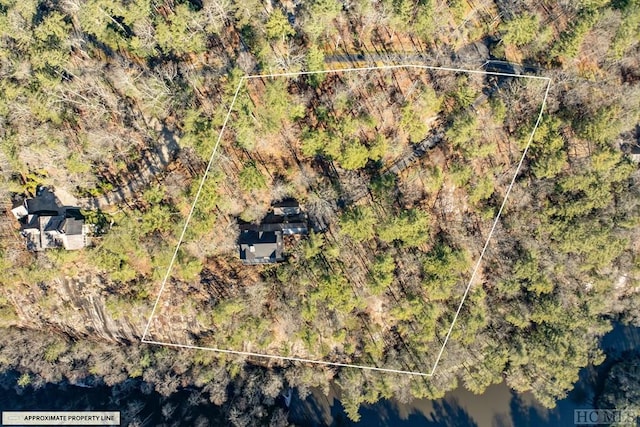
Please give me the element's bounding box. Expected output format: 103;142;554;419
289;323;640;426
0;375;227;426
2;323;638;426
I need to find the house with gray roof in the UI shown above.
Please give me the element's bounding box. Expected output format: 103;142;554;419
238;230;284;264
238;199;308;265
621;143;640;163
12;187;88;251
619;126;640;163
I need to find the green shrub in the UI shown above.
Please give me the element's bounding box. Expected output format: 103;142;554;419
239;161;267;191
369;254;395;295
500;13;540;46
378;209;430;247
339;206;377;241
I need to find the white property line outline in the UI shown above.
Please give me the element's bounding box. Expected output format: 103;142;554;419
140;77;244;341
142;64;552;377
430;79;551;375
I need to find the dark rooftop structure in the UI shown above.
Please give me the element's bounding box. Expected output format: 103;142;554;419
11;187;88;251
621;143;640;163
238;199;308;265
619;126;640;162
238;230;284;264
273;198;302;216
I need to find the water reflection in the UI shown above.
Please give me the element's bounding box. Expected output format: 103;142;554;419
2;324;638;426
289;322;640;427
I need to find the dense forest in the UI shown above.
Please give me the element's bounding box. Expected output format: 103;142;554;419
0;0;639;425
145;67;549;376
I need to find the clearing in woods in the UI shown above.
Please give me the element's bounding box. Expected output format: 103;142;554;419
142;64;550;376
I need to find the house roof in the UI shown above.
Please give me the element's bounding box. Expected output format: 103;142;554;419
14;188;87;251
25;188;61;215
61;218;84;235
239;230;284;264
237;199;308;264
34;215;64;250
39;215;63;232
620;143;640;162
21;219;63;251
61;233;86;250
21;229;41;252
11;203;28;220
273;198;300;208
281;222;308;235
272;198;302;216
240;219;308;234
